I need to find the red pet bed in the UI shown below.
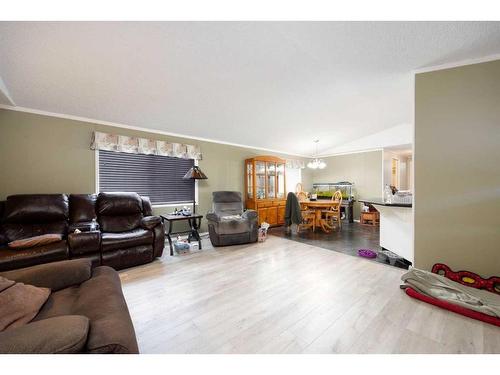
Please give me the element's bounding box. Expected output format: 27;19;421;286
404;263;500;327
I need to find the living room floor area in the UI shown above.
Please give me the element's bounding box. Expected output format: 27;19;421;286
119;236;500;354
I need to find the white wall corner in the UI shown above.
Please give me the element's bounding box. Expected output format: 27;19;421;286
0;76;15;106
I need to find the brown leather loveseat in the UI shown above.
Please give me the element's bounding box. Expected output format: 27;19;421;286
0;192;165;272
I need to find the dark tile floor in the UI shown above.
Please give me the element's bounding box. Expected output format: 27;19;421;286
269;222;410;270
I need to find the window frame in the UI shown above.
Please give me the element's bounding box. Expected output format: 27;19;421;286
94;149;199;208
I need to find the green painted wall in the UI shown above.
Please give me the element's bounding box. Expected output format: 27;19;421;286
0;109;301;232
414;59;500;276
305;150;384;219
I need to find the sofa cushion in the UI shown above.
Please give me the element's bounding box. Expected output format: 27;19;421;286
69;194;97;224
0;276;51;332
8;234;62;249
34;266;139;353
97;192;143;216
3;194;69;224
0;241;68;272
101;228;153;252
0;315;89;354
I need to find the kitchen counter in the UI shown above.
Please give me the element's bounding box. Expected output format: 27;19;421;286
359;198;413;264
358;198;412;208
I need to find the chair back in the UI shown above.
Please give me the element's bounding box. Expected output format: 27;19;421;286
331;190;342;212
296;191;308;201
211;191;244;216
332;190;342;202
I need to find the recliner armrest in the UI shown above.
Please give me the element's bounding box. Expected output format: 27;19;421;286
0;259;92;291
242;209;258;221
141;215;162;230
206;212;221;222
0;315;89;354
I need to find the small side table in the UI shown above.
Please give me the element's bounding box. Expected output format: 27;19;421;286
160;214;203;256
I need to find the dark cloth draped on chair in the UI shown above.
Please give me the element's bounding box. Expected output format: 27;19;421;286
285;192;302;226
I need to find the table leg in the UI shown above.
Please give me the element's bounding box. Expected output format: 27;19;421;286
188;218;202;250
166;220;174;256
315;209;323;232
196;217;202;250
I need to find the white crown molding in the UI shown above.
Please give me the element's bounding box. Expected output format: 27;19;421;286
0;104;308;158
413;53;500;75
318;147;384;158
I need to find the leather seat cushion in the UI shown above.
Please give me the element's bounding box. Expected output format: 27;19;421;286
97;192;143;216
101;229;153;252
215;220;250;235
0;241;69;272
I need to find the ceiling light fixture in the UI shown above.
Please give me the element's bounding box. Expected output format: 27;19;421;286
307;140;327;169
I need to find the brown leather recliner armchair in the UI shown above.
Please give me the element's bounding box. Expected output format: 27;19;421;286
0;259;139;354
97;192;165;270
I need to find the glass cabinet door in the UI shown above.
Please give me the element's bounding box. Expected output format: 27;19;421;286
246;162;253;199
255;161;266;199
276;162;285;198
266;162;276;199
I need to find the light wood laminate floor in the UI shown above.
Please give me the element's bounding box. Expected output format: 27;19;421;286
119;235;500;354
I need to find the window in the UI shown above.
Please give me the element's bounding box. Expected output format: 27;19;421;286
98;150;195;205
286;167;302;194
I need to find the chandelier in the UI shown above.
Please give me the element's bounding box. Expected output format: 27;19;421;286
307;140;327;169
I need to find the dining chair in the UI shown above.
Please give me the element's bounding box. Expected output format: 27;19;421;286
296;191;315;232
323;190;342;230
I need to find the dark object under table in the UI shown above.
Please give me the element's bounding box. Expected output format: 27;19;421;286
160;214;203;256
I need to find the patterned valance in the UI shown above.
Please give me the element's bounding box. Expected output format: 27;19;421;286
90;131;202;160
286;159;305;169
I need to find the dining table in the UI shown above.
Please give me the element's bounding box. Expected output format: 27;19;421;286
299;199;341;233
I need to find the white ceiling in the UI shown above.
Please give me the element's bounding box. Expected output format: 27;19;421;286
1;22;500;156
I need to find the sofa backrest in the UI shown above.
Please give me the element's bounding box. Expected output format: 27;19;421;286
69;194;97;224
212;191;244;216
1;194;69;242
96;192;144;233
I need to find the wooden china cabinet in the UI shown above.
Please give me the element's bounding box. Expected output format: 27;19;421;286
245;155;286;227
